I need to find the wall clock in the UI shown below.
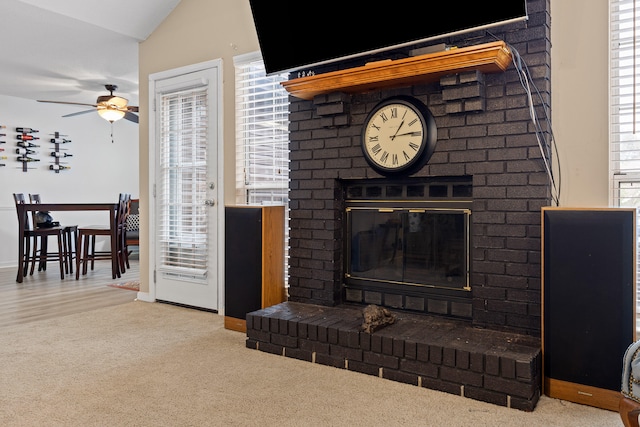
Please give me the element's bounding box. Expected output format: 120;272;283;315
361;95;437;175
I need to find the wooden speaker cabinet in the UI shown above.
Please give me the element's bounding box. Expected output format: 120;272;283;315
542;207;636;411
224;205;286;332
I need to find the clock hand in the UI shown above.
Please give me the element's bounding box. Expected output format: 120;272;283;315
396;131;422;137
390;120;405;141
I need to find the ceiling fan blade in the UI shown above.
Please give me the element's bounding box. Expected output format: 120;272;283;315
38;100;98;108
124;111;139;123
62;109;95;118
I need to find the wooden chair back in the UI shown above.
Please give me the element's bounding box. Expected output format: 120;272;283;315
13;193;35;231
117;193;130;234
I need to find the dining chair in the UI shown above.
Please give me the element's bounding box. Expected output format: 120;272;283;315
115;193;130;272
29;194;78;274
124;198;139;269
13;193;67;280
75;193;130;279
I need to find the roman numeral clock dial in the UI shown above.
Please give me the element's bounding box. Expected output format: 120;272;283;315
362;96;437;175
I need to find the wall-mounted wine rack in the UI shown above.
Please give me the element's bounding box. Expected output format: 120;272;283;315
0;124;5;167
16;127;40;172
0;126;74;172
49;131;72;173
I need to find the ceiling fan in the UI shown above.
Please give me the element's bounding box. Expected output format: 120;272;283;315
38;84;139;123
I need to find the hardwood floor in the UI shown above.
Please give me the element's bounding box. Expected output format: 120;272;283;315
0;258;139;328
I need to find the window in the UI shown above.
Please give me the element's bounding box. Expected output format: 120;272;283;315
234;52;290;206
234;52;290;282
611;0;640;204
157;85;210;278
610;0;640;308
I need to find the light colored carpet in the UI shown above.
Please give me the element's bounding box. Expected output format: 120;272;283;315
0;301;624;427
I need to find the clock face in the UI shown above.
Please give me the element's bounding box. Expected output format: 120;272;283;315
361;96;436;175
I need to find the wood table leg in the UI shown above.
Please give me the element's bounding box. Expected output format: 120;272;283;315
16;205;25;283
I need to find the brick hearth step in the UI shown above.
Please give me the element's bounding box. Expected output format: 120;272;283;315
246;301;542;411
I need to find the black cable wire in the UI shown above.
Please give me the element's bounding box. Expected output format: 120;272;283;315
509;44;562;206
486;32;561;206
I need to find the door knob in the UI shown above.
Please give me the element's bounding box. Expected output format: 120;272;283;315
204;199;215;206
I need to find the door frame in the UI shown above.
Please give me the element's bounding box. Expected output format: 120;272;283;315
145;59;225;313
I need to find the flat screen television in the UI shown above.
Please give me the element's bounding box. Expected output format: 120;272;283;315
248;0;528;75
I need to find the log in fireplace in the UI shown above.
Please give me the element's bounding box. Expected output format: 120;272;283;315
343;177;473;319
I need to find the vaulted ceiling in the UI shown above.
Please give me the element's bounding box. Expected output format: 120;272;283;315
0;0;181;107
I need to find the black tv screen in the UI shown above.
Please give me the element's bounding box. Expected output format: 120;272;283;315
249;0;528;75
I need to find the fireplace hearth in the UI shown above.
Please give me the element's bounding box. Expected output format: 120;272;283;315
246;301;542;411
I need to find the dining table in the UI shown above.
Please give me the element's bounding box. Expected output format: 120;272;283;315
15;202;120;283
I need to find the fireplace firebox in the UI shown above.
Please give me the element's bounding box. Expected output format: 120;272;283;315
343;177;474;319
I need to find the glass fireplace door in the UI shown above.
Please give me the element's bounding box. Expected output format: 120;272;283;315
346;207;470;290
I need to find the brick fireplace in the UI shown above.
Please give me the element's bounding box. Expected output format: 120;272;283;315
247;0;551;411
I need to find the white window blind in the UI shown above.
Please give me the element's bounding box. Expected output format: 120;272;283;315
611;0;640;310
611;0;640;205
234;52;290;286
157;86;209;277
234;53;290;206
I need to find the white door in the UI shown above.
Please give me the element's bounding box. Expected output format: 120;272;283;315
149;61;223;311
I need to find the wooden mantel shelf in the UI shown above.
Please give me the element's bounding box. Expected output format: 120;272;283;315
281;41;513;100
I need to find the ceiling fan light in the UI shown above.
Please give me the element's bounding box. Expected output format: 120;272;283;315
98;107;125;122
97;95;128;107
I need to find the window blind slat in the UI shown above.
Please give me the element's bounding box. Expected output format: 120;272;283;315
611;0;640;179
158;87;209;277
234;57;290;202
234;53;291;286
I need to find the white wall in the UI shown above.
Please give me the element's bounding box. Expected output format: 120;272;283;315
137;0;611;212
0;93;138;268
138;0;610;292
551;0;609;207
2;1;604;277
137;0;259;293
